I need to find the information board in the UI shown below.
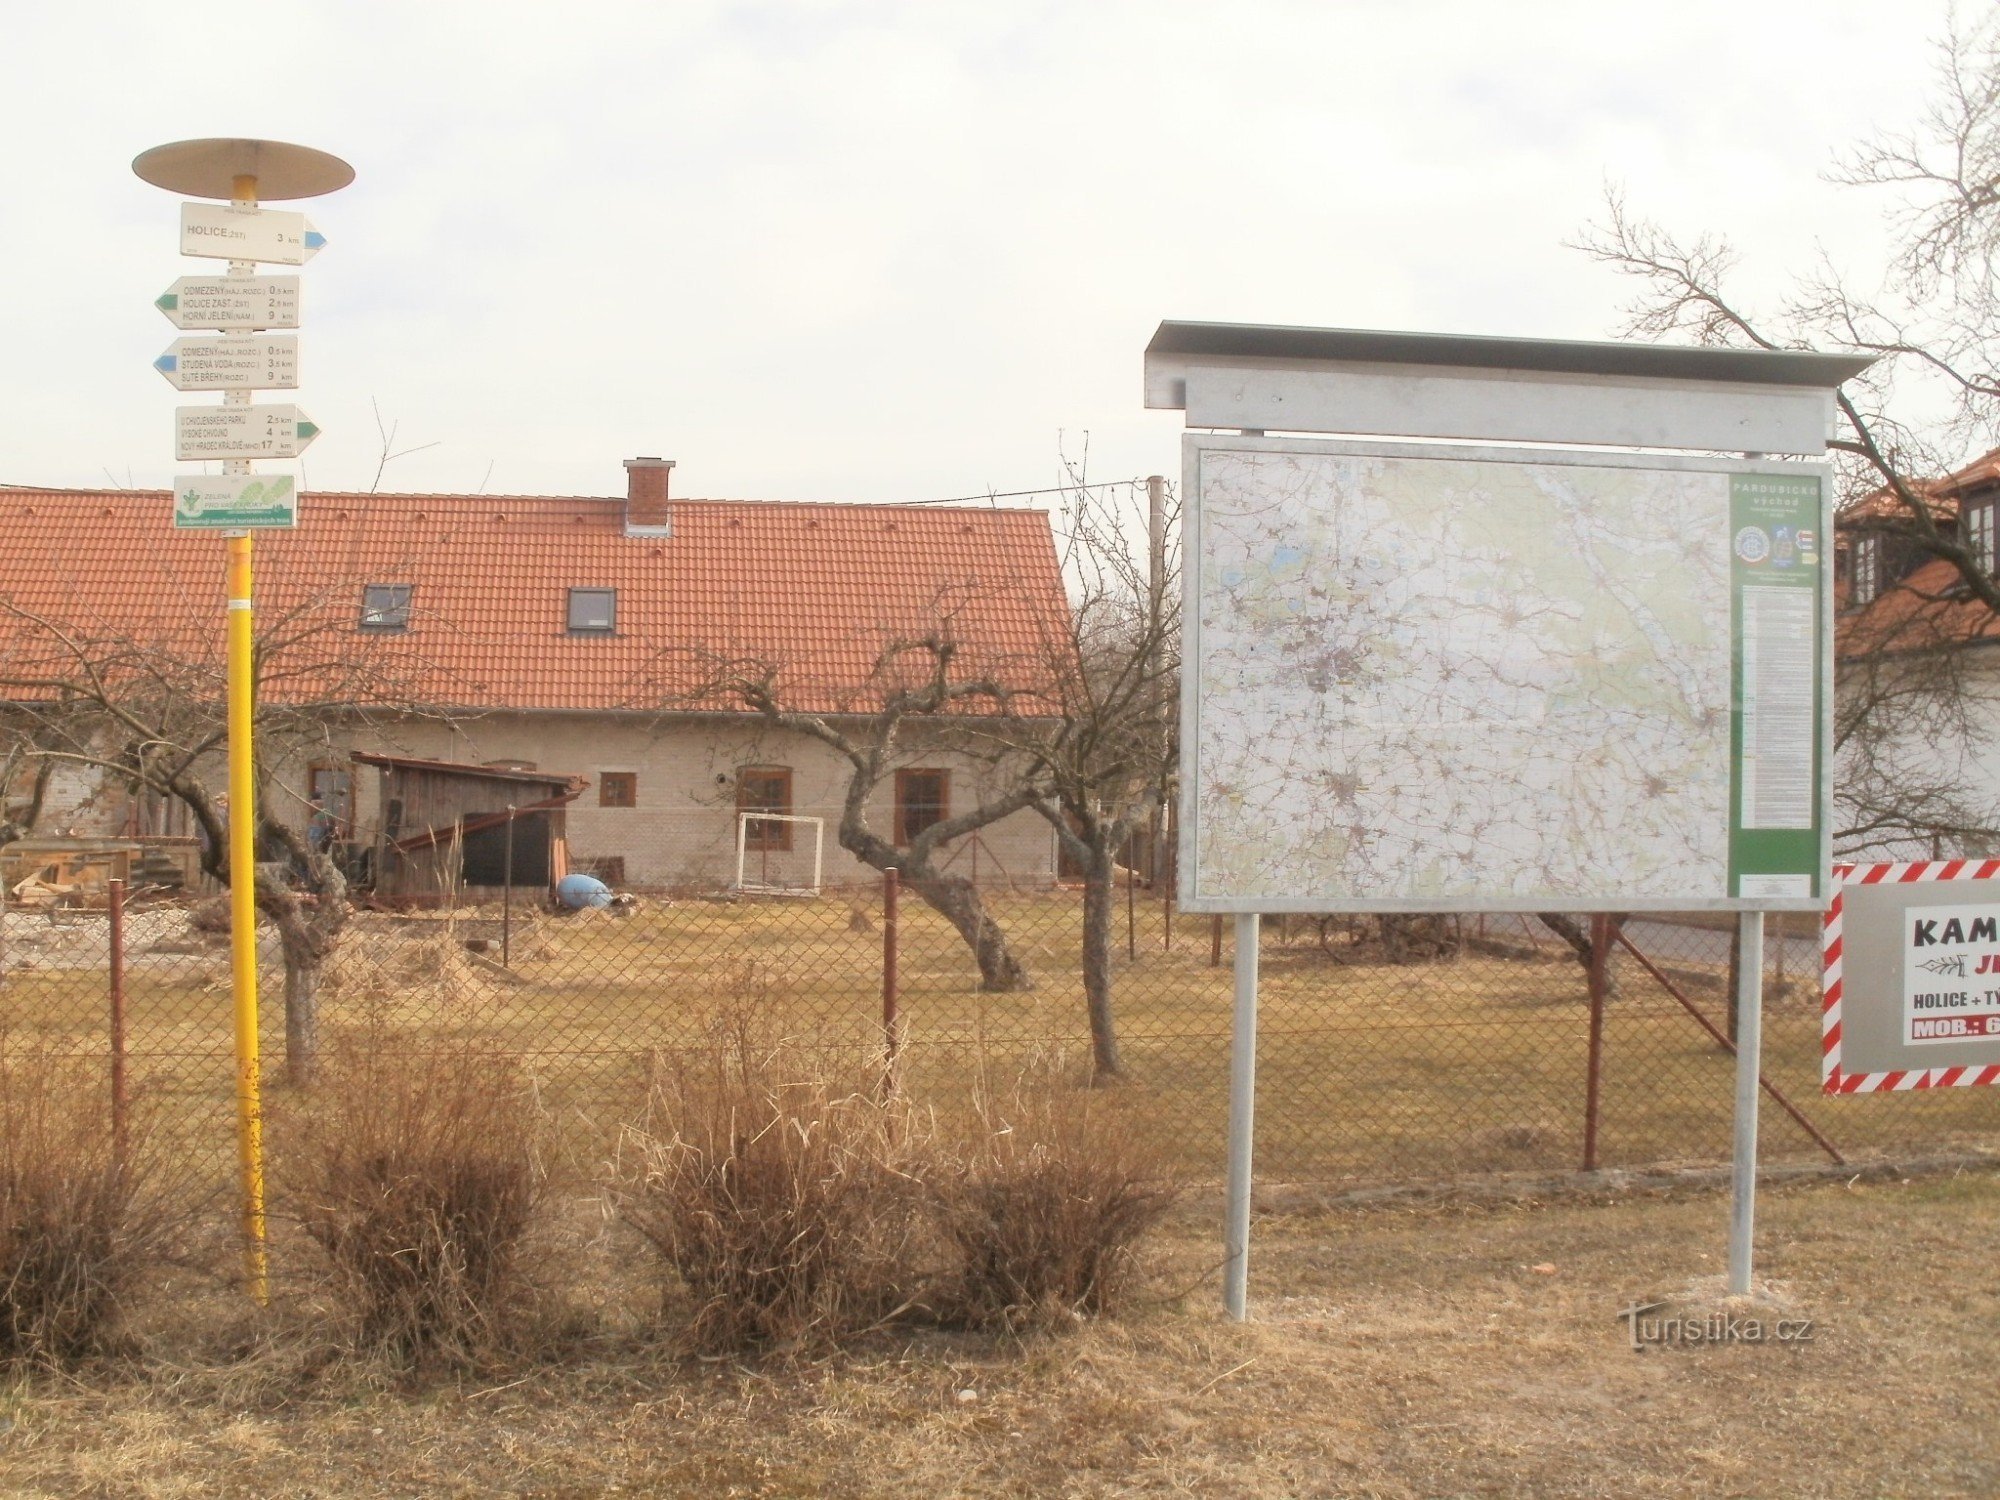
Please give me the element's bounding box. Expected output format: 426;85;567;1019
1178;436;1831;912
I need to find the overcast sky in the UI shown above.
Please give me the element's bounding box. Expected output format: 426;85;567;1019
3;1;1955;505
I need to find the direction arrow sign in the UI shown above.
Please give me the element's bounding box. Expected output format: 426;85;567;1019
155;336;299;392
155;275;301;330
172;474;298;530
175;405;320;461
179;202;326;265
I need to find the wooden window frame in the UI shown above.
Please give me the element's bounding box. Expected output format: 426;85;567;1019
894;768;950;847
598;771;637;808
737;766;794;851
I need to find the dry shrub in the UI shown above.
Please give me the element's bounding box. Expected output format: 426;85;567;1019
931;1073;1179;1331
286;1046;544;1361
0;1048;171;1364
617;1016;918;1354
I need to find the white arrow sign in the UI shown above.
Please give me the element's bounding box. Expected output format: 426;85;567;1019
155;336;299;392
155;276;301;330
172;474;298;530
175;404;320;461
179;202;326;265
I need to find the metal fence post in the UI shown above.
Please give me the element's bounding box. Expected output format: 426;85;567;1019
1582;913;1608;1171
502;804;515;969
1126;839;1137;961
108;876;129;1166
881;866;900;1096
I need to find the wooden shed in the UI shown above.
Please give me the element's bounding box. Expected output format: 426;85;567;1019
352;752;588;902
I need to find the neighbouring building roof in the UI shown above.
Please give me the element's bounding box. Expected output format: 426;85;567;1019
0;483;1073;714
1838;446;2000;657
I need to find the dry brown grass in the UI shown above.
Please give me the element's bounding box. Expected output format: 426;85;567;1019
0;1170;1994;1496
278;1044;545;1362
930;1068;1180;1331
615;1013;923;1354
0;1046;175;1366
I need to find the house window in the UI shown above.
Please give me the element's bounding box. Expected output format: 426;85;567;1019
359;584;412;631
567;587;616;633
1968;501;1997;574
599;772;637;808
737;766;793;851
1850;536;1882;607
894;768;950;846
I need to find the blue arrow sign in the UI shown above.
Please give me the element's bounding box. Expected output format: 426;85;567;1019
154;353;179;375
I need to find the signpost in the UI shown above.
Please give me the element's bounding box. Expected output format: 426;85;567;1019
1145;321;1874;1319
179;201;326;264
156;276;301;330
173;475;299;529
155;335;299;391
174;403;319;459
134;137;353;1305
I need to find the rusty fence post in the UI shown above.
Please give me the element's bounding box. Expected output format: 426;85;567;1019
1582;913;1609;1172
1126;838;1137;961
108;876;129;1167
1210;913;1223;967
501;804;515;969
881;866;901;1097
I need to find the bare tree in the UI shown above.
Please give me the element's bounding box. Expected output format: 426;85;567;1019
0;573;448;1082
707;628;1045;991
1573;13;2000;854
1009;463;1179;1081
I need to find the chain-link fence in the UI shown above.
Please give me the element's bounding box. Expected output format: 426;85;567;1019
5;861;1999;1204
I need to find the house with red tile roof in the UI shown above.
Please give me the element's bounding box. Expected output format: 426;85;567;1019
0;459;1073;889
1835;446;2000;858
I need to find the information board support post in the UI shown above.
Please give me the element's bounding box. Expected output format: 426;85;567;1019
1728;911;1765;1295
1223;913;1260;1320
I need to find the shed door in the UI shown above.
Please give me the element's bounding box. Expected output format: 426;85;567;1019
460;811;550;887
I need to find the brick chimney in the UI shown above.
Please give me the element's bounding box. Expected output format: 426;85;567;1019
624;456;674;535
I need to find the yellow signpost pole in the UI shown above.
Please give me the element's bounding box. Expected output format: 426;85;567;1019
225;529;267;1302
134;137;353;1303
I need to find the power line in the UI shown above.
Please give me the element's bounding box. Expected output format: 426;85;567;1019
886;476;1159;507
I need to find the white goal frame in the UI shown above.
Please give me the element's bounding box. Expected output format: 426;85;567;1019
733;813;825;896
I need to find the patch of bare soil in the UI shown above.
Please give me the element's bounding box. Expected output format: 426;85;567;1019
0;1171;1993;1497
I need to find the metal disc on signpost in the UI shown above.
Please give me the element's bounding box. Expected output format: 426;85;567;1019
132;138;354;201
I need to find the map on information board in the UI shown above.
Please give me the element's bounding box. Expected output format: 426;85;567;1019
1179;437;1827;912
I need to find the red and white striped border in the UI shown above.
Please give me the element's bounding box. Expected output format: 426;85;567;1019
1824;860;2000;1094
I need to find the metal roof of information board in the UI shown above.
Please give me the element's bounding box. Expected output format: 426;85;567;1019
1145;321;1874;395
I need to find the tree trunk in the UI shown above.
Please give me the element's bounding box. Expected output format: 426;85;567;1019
905;868;1031;992
283;956;322;1086
1080;847;1127;1081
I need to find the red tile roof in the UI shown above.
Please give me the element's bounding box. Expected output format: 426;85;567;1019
1837;446;2000;657
0;488;1073;714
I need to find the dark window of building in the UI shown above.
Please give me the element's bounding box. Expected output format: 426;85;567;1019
599;771;637;808
895;768;950;846
568;587;616;633
1850;535;1882;607
737;766;793;851
1967;500;1997;574
360;583;412;631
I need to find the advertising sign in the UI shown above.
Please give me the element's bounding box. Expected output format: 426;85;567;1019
1823;862;2000;1091
172;474;298;530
